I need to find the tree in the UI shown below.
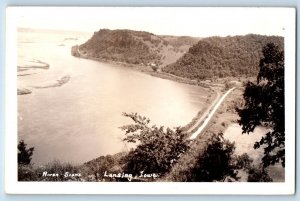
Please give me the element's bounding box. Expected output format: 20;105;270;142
84;155;115;181
189;133;240;182
247;166;273;182
120;112;189;176
237;43;284;168
18;140;34;165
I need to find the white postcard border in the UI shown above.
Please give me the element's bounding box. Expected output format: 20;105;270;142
5;7;295;194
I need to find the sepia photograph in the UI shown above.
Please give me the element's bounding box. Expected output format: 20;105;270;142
5;7;295;194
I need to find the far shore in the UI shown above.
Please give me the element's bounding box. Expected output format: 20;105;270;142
71;45;216;89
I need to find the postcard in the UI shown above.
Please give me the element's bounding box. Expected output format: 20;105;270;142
5;7;295;194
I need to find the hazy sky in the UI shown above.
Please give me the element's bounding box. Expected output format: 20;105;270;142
11;7;290;37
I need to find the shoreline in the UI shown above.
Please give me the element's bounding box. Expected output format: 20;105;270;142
71;45;211;88
71;45;222;138
71;45;222;136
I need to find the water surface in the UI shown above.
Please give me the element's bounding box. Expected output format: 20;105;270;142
18;29;208;164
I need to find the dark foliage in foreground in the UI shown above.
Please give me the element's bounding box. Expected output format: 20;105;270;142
247;166;273;182
120;112;189;176
18;140;34;165
237;43;285;168
18;164;37;181
82;152;128;181
189;133;241;182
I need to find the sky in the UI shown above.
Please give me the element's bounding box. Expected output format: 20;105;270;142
8;7;291;37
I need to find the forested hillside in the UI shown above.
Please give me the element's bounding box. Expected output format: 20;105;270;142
77;29;198;66
162;34;284;80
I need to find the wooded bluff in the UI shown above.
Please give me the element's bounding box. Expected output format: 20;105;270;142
76;29;283;80
163;34;283;79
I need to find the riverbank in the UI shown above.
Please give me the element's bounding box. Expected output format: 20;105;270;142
161;88;241;181
162;88;284;182
71;45;221;134
71;45;210;87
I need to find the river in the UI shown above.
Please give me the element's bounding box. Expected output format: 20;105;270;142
17;29;209;164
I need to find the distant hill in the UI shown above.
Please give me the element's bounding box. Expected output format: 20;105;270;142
74;29;199;67
162;34;284;80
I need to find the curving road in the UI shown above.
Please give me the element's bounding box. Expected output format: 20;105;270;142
187;89;221;133
189;87;235;140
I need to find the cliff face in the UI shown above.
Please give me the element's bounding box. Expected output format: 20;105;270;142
162;34;284;80
73;29;199;67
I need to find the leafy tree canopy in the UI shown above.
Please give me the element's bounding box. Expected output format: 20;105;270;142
120;112;189;176
238;43;285;168
189;133;240;182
